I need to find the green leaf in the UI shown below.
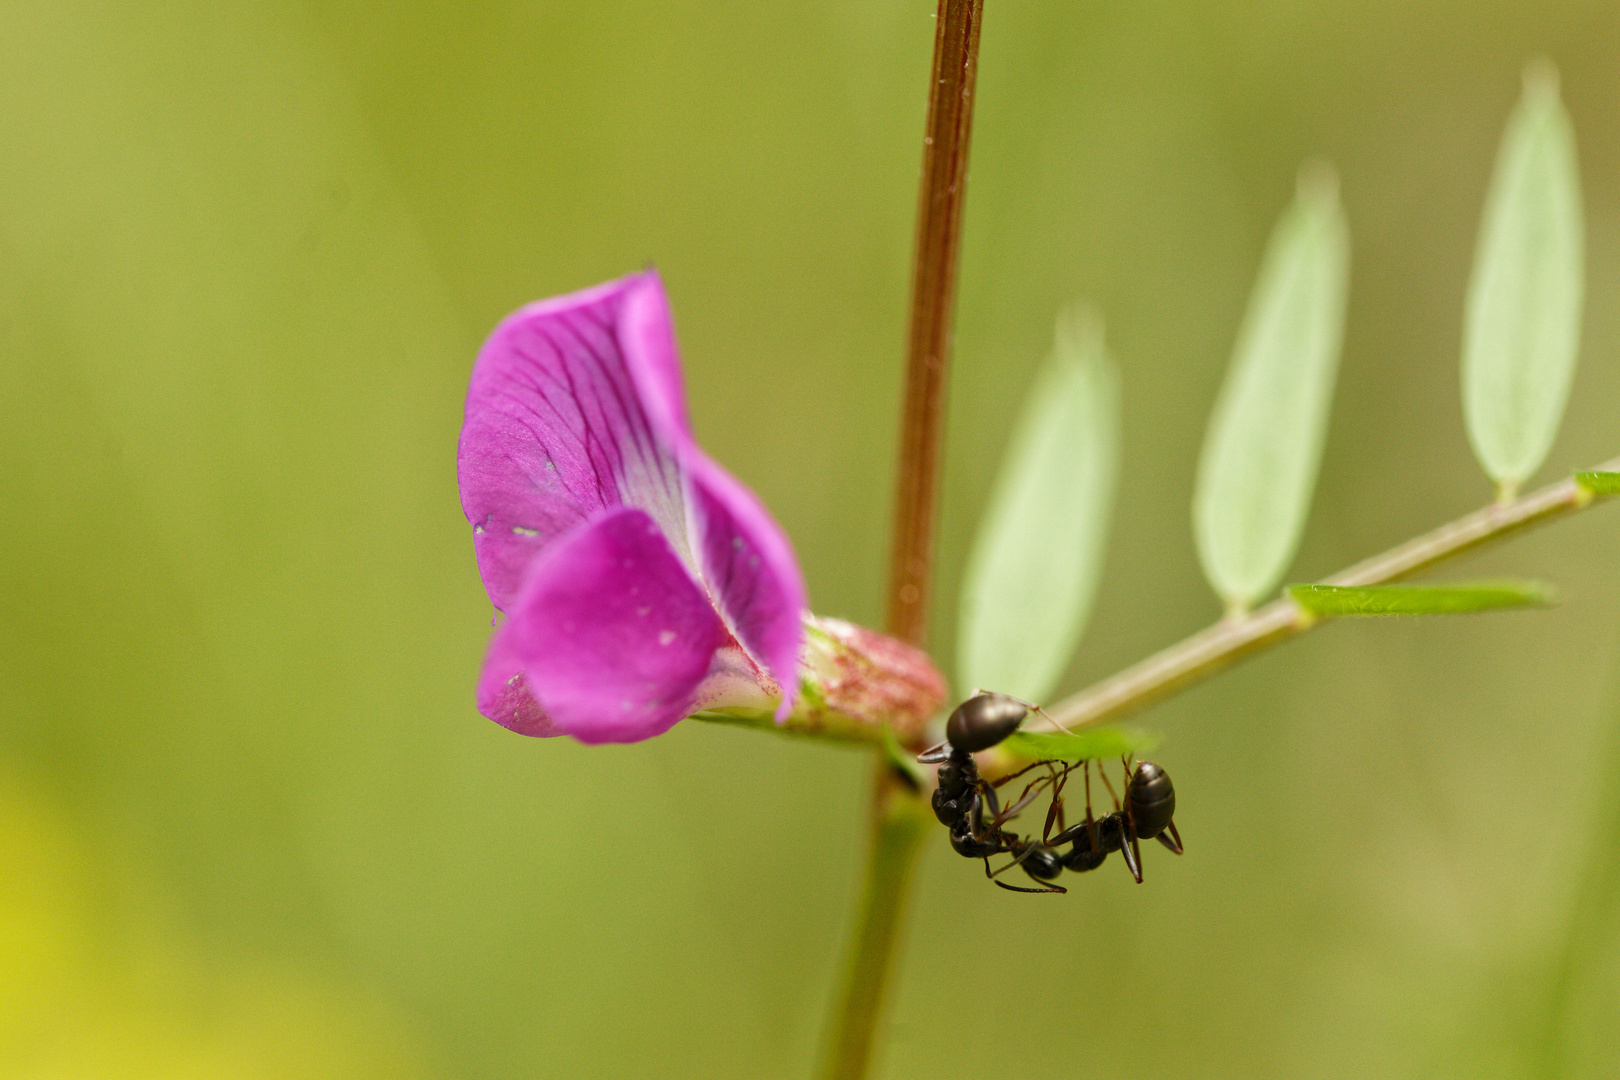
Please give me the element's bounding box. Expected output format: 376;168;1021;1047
1193;164;1351;612
1575;472;1620;497
1002;726;1159;763
1288;581;1554;617
1463;60;1585;497
956;306;1120;703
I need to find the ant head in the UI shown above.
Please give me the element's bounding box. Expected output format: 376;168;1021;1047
1127;761;1176;839
1020;844;1065;881
944;692;1028;753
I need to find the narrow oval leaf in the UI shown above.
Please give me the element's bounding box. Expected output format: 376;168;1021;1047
957;306;1120;703
1193;165;1351;611
1463;60;1585;497
1001;726;1158;764
1288;580;1553;617
1575;472;1620;497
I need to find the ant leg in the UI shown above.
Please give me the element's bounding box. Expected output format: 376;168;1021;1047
999;781;1048;823
995;879;1066;894
978;773;1056;835
986;840;1071;890
1157;819;1184;855
964;789;996;842
978;777;1057;838
1117;767;1144;883
1044;764;1107;854
1043;766;1071;844
988;847;1069;893
964;787;996;841
1096;759;1121;811
1036;763;1102;853
990;759;1048;788
1084;762;1100;850
1047;820;1093;848
1120;831;1143;883
985;843;1037;879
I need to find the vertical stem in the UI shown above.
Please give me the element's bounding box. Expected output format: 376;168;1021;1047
817;765;932;1080
820;4;985;1079
886;0;984;646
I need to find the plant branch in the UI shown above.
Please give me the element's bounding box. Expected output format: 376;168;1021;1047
1040;457;1620;732
885;0;984;648
819;6;985;1080
817;762;932;1080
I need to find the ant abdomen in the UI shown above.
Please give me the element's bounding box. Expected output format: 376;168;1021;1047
944;692;1029;752
1126;761;1176;840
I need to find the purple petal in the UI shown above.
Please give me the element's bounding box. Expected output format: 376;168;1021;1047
616;271;692;441
458;273;688;611
618;279;808;716
685;454;807;718
475;620;564;738
502;506;730;744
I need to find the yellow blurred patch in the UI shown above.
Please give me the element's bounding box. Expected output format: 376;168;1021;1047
0;776;427;1079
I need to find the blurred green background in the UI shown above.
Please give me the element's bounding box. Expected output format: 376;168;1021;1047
3;1;1619;1076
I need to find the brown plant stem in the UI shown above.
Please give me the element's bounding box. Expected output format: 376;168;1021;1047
820;4;985;1080
885;0;984;647
1039;456;1620;733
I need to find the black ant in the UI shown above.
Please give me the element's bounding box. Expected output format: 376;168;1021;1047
918;693;1072;893
1040;756;1183;883
920;692;1184;891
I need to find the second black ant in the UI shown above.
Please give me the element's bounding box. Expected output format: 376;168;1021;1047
1037;756;1183;884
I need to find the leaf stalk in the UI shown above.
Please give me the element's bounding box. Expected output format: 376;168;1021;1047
1041;455;1620;732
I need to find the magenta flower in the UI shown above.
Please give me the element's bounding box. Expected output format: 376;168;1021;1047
458;271;808;744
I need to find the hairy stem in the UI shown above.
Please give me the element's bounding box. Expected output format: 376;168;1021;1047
819;4;985;1080
817;764;932;1080
885;0;984;647
1041;456;1620;732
